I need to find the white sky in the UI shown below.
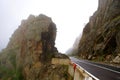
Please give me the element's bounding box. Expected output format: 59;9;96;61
0;0;98;53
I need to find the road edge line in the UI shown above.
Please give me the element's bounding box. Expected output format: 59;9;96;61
73;62;99;80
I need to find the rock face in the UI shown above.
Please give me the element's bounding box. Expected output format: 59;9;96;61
0;14;71;80
66;35;81;56
77;0;120;62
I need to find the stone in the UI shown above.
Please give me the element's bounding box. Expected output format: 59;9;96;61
113;56;120;63
105;55;112;61
88;54;93;60
118;54;120;56
51;58;70;65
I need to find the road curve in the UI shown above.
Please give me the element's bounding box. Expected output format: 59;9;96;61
70;57;120;80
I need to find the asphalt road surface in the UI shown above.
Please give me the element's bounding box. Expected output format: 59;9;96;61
70;57;120;80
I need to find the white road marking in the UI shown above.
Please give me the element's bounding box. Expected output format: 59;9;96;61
75;63;100;80
75;58;120;74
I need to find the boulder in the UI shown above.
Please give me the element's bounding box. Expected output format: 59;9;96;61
113;54;120;63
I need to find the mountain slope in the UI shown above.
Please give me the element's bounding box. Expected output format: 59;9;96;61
77;0;120;63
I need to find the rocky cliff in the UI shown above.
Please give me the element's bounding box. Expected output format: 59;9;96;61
66;35;81;56
77;0;120;63
0;14;71;80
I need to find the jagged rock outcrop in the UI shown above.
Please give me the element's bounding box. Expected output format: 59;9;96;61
0;14;71;80
78;0;120;63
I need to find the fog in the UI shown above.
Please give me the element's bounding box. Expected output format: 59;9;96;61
0;0;98;52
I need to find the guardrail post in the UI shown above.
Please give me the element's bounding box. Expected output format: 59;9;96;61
73;63;77;80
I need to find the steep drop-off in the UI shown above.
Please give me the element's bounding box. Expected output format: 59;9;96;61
0;14;71;80
77;0;120;63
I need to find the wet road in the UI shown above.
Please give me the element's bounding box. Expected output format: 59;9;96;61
70;57;120;80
